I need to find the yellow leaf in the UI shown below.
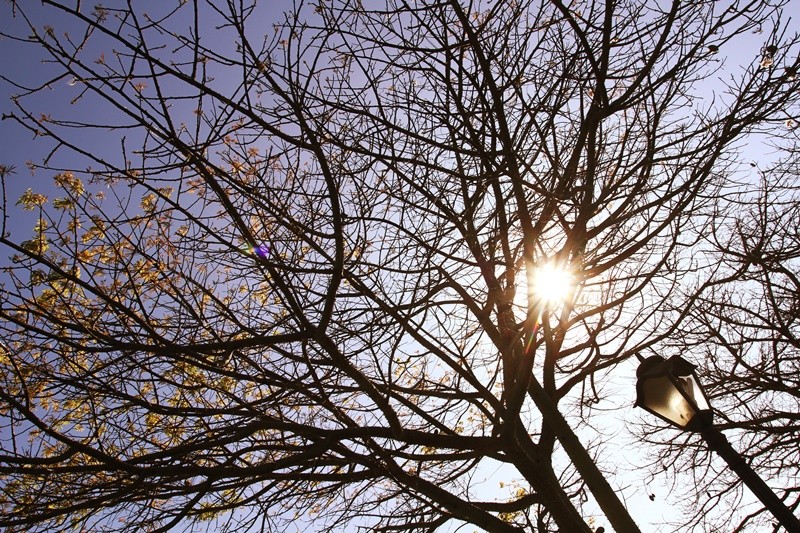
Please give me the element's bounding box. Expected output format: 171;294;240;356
53;172;85;195
16;188;47;210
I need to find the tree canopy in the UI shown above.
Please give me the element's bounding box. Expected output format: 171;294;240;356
1;0;798;531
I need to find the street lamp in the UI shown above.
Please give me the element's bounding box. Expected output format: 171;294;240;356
634;355;713;431
635;355;800;532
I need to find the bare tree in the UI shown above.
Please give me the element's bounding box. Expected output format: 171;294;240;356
1;0;798;531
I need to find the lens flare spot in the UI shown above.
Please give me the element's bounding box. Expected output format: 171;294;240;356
243;243;270;259
253;244;270;259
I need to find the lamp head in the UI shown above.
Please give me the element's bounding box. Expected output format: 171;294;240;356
635;355;713;431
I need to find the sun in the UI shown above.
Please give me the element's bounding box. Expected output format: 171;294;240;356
529;260;575;306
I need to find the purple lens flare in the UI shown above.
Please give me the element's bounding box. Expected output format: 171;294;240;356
252;243;270;259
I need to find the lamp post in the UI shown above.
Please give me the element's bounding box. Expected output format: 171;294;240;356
635;355;800;532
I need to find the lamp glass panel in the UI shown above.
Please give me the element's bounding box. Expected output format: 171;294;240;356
676;374;710;411
642;375;697;428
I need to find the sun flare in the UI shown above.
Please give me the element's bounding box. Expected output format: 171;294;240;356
529;261;574;306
